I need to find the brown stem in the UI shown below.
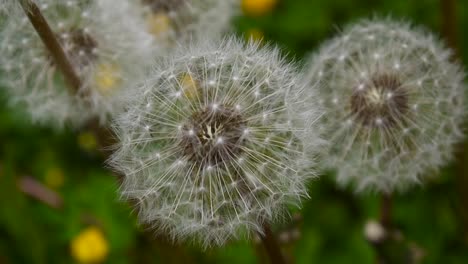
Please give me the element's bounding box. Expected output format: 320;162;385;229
374;193;392;264
440;0;459;57
440;0;468;240
259;224;288;264
379;193;392;230
18;0;82;93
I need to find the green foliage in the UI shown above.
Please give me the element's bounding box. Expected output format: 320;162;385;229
1;0;468;263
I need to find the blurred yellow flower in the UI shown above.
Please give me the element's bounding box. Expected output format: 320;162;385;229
78;132;98;152
44;167;65;189
242;0;277;17
95;63;121;95
71;227;109;264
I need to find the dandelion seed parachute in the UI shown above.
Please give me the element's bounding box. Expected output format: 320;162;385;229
0;0;154;128
108;37;321;247
301;18;466;193
136;0;238;53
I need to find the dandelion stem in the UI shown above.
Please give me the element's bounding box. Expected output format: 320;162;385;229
440;0;468;240
17;0;82;93
259;224;287;264
379;193;392;229
375;193;393;264
440;0;459;56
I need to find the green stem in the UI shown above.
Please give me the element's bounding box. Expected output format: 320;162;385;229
440;0;468;241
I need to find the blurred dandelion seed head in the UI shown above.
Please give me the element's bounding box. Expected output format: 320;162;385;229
137;0;238;50
0;0;20;15
0;0;154;128
142;0;186;12
301;19;466;193
109;38;321;247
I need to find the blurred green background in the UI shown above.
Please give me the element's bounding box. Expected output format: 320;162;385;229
1;0;468;263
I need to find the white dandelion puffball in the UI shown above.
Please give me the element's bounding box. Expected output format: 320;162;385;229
109;38;321;247
302;19;466;193
0;0;18;14
0;0;154;128
136;0;237;52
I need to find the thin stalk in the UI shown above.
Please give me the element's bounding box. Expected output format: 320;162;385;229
374;193;392;264
259;224;287;264
440;0;459;56
440;0;468;239
18;0;82;93
379;193;392;229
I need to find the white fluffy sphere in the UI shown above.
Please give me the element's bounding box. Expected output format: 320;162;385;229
0;0;154;128
135;0;238;53
301;19;466;193
109;38;322;247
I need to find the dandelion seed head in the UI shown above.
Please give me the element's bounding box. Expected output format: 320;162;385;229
0;0;154;128
301;18;466;193
109;38;321;247
138;0;238;54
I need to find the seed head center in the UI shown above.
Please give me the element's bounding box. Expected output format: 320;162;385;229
350;74;409;127
201;123;223;143
179;105;246;167
365;87;386;107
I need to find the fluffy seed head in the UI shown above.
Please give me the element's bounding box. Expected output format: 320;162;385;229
0;0;154;128
0;0;18;14
109;38;320;247
137;0;238;52
301;19;466;193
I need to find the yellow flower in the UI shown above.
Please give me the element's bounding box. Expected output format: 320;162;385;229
242;0;277;17
94;63;121;95
147;12;173;37
44;167;65;189
71;227;109;264
78;132;98;152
